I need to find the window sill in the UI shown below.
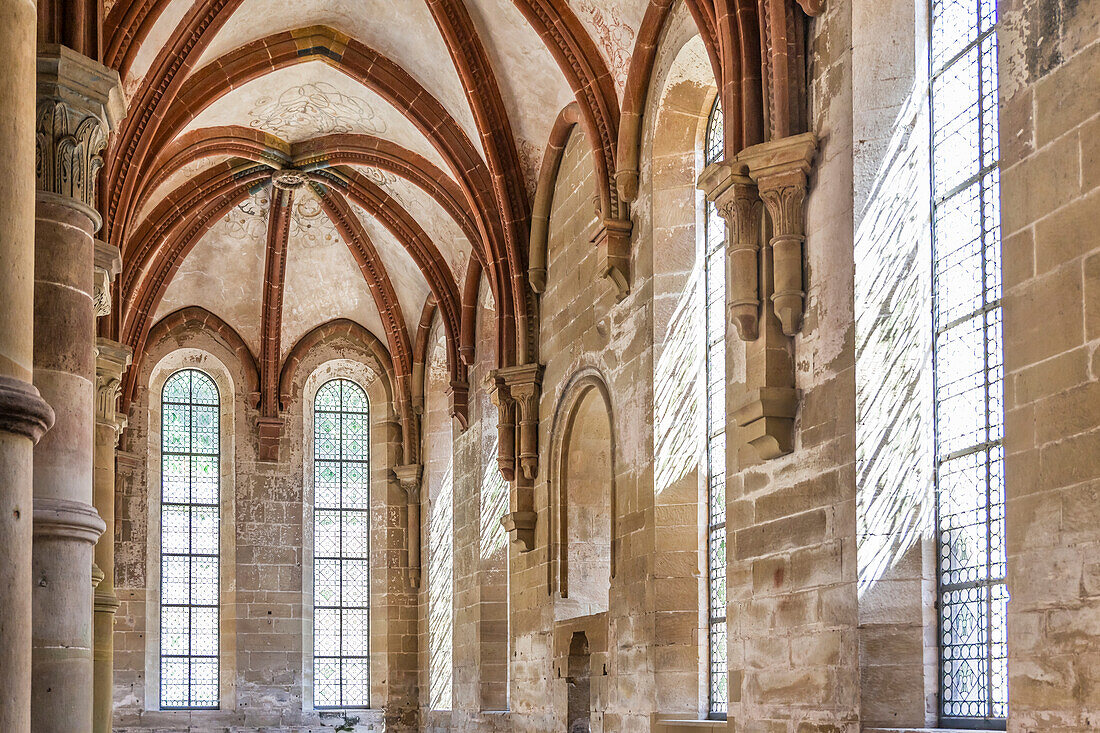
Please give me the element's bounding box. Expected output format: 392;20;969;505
656;720;727;731
864;728;995;733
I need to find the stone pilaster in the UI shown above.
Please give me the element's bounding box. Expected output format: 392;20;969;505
32;45;123;733
394;464;423;588
0;1;49;729
92;339;129;733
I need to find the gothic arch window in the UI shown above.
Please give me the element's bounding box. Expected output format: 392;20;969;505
703;98;728;718
312;378;372;709
930;0;1007;725
159;368;221;709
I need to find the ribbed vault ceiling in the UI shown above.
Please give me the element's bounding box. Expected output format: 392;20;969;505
105;0;662;417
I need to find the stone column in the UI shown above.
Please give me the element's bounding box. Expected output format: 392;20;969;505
0;1;54;731
32;45;123;733
92;339;129;733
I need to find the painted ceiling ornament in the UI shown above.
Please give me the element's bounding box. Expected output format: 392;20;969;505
248;82;385;140
224;189;270;242
362;167;398;188
291;192;339;248
575;1;635;97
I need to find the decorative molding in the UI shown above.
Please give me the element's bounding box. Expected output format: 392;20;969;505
36;46;125;219
33;497;106;545
94;240;122;319
0;375;55;443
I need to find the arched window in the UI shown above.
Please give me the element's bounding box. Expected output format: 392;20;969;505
930;0;1006;725
160;368;220;709
703;99;728;718
312;378;371;708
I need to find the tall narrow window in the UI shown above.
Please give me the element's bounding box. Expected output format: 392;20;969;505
930;0;1006;726
160;368;220;709
703;99;728;718
313;378;371;708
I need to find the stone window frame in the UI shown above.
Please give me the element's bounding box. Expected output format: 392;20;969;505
144;348;238;713
300;358;387;714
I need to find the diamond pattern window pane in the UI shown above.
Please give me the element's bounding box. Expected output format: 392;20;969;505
703;99;728;718
160;369;220;710
313;379;371;708
931;0;1005;724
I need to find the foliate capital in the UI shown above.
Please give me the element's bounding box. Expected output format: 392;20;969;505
95;339;131;432
36;46;125;214
93;240;122;318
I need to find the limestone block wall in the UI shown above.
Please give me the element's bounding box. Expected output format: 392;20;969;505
999;2;1100;729
111;320;413;732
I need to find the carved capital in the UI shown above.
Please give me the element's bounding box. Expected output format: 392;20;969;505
0;375;55;443
393;463;423;504
496;363;544;480
699;160;764;340
591;218;632;301
95;339;131;437
741;133;817;336
489;375;516;481
36;46;125;218
93;240;122;318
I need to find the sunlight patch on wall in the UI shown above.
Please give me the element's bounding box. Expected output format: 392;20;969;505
855;85;935;598
654;263;705;497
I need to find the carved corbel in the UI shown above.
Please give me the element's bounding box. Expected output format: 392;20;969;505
698;161;764;340
95;338;131;443
93;240;121;319
490;363;544;552
393;464;423;589
447;379;469;431
498;363;544;481
256;417;284;463
740;133;817;337
592;218;632;301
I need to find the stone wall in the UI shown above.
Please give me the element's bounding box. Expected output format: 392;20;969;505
999;2;1100;730
103;1;1100;730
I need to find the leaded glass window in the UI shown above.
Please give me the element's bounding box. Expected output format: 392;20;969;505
160;368;220;709
313;379;371;708
930;0;1006;725
704;99;728;718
